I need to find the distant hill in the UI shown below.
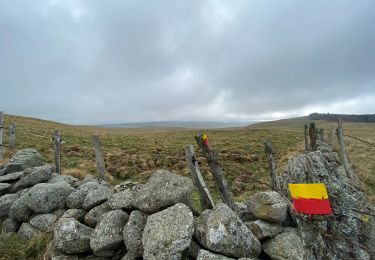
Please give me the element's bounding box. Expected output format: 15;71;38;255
99;121;255;129
309;113;375;123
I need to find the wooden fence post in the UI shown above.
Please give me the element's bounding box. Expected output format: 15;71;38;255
328;127;336;147
264;140;280;191
336;118;353;179
0;112;3;160
185;144;214;210
318;128;325;143
309;122;318;151
9;123;16;149
304;124;309;151
195;133;236;211
93;133;106;181
53;130;61;174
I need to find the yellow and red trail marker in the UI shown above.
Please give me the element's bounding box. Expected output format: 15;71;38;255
288;183;332;215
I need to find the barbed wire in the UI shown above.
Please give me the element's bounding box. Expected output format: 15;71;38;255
344;134;375;148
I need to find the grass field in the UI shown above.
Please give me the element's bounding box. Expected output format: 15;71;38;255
1;114;374;203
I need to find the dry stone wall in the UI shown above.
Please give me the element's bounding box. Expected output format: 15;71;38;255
0;145;374;260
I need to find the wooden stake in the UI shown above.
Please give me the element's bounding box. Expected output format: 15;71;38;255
195;133;236;211
304;124;309;151
9;123;16;149
0;112;3;160
331;127;337;147
93;133;106;181
185;144;214;210
318;128;325;143
53;130;61;174
264;140;280;191
336;118;353;179
309;122;318;151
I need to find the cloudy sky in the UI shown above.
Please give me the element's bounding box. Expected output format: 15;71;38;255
1;0;374;124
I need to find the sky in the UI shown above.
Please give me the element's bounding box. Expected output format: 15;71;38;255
0;0;374;124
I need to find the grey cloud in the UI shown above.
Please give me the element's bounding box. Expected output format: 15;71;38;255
0;0;374;124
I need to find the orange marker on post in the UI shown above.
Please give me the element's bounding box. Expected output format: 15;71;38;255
288;183;332;215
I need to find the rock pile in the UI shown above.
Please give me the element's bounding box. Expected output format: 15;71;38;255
0;145;374;259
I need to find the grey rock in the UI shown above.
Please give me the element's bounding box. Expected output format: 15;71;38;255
235;202;257;222
18;223;41;240
197;250;235;260
30;213;58;232
0;171;24;183
84;201;111;228
49;173;80;188
189;240;203;259
113;181;141;193
132;170;194;213
0;193;19;217
263;228;305;260
0;167;7;176
9;194;33;222
54;208;67;218
108;189;134;210
142;203;194;260
54;218;93;254
120;252;137;260
246;191;288;223
81;175;100;184
62;209;87;222
90;210;129;257
16;165;54;189
26;182;75;213
0;183;11;194
123;210;148;257
6;148;43;173
246;220;284;240
82;186;112;210
194;203;261;258
66;182;101;209
1;218;20;233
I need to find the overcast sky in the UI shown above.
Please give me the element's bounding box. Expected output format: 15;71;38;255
1;0;374;124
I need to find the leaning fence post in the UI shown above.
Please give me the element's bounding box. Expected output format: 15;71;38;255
309;122;318;151
304;124;309;151
264;140;280;191
53;130;62;174
9;123;16;149
185;144;214;210
195;133;236;211
93;133;106;181
336;118;353;179
0;112;3;160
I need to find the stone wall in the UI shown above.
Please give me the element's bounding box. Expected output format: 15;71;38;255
0;146;374;259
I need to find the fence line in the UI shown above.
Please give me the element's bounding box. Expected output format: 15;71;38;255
345;134;375;148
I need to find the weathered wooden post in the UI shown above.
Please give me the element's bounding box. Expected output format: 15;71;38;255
264;140;280;191
330;127;336;147
53;130;62;174
195;133;236;211
93;133;106;181
9;123;16;149
309;122;318;151
336;118;353;179
318;128;325;143
0;112;3;160
304;124;309;151
185;144;214;210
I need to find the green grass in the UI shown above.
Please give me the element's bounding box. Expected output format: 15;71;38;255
0;220;51;260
